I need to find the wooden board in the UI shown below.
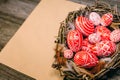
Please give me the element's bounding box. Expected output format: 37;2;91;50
0;63;36;80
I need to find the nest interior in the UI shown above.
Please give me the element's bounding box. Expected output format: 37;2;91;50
52;1;120;80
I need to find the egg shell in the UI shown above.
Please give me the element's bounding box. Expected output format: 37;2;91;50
95;26;111;40
75;16;94;36
74;51;99;68
82;38;89;46
110;29;120;42
101;13;113;26
64;49;74;59
82;41;98;56
67;30;83;52
88;33;101;44
89;12;101;25
96;40;116;57
82;38;93;53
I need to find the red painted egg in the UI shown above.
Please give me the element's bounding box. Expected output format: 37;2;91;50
89;12;101;25
95;26;111;40
96;40;116;57
82;38;89;46
74;51;99;68
82;41;98;56
110;29;120;42
88;33;101;44
67;30;83;52
64;49;73;59
75;16;94;36
82;38;93;53
101;13;113;26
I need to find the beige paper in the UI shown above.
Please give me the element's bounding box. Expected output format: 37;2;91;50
0;0;85;79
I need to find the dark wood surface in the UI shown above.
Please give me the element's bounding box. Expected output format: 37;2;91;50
0;63;36;80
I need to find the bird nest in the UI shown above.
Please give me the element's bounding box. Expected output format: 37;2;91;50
52;1;120;80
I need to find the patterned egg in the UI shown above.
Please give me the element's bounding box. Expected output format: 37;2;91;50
82;38;93;53
82;38;89;46
75;16;94;36
89;12;101;25
101;13;113;26
95;26;111;40
96;40;116;57
88;33;101;44
67;30;83;52
64;49;73;59
82;41;98;56
110;29;120;42
74;51;99;68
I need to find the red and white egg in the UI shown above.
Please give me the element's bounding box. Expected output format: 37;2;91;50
82;41;99;56
64;49;74;59
88;33;101;44
101;13;113;26
74;51;99;68
67;30;83;52
75;16;94;36
96;26;111;40
95;40;116;57
89;12;101;26
110;29;120;42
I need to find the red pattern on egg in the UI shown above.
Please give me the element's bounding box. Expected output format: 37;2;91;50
96;40;116;57
95;26;111;40
110;29;120;42
67;30;83;52
74;51;99;68
101;13;113;26
75;16;95;36
89;12;101;25
88;33;101;44
64;49;73;59
82;41;98;56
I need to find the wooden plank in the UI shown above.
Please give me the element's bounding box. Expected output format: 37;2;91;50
0;63;36;80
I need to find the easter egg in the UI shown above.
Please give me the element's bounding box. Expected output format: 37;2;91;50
74;51;99;68
101;13;113;26
82;38;93;53
82;41;98;56
89;12;101;25
67;30;83;52
82;38;89;46
110;29;120;42
64;49;74;59
96;40;116;57
95;26;111;40
75;16;94;36
88;33;101;44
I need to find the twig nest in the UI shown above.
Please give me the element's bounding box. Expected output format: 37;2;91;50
63;49;74;59
96;26;111;40
67;30;83;52
74;51;99;68
88;33;101;44
95;40;116;57
101;13;113;26
110;29;120;42
75;16;94;36
89;12;101;26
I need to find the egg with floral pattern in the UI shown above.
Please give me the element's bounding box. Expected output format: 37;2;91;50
74;51;99;68
67;30;83;52
101;13;113;26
